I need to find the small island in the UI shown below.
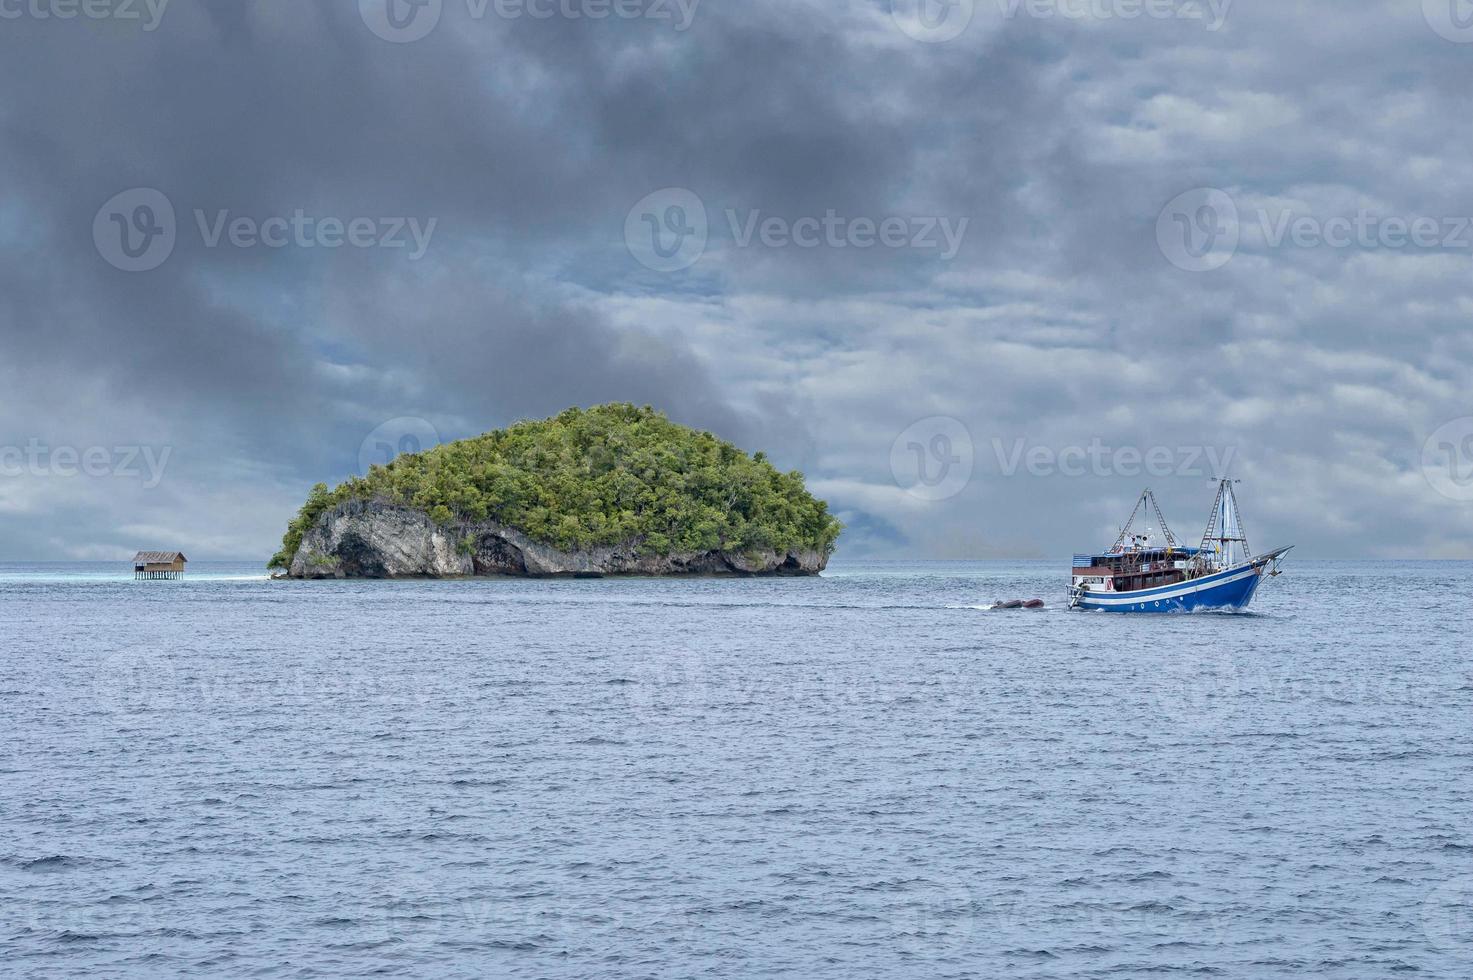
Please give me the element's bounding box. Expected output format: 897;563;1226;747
270;404;842;578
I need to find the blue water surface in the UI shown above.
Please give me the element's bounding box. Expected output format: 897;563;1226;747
3;559;1471;978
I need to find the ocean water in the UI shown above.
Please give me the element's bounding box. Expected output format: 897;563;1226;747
3;559;1472;978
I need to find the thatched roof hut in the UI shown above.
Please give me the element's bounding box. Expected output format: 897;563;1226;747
134;551;187;580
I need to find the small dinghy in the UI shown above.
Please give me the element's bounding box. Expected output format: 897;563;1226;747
991;599;1045;610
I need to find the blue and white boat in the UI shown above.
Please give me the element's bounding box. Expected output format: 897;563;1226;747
1068;481;1291;614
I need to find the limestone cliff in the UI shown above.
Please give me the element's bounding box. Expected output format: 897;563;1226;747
278;499;827;579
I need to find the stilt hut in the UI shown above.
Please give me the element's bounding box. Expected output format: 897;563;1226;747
134;551;187;580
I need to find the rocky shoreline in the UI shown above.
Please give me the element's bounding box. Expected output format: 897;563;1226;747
275;499;828;579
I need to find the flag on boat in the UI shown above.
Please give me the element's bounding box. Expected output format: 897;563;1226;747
1072;555;1095;568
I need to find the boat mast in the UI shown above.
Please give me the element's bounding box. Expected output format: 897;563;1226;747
1148;490;1179;553
1111;491;1147;553
1198;479;1251;568
1111;489;1178;553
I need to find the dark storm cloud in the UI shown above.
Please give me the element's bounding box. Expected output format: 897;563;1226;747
2;0;1472;557
0;0;809;555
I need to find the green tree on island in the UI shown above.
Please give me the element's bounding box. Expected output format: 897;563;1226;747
269;404;843;569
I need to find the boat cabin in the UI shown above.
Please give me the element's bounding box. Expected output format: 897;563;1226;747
1071;546;1201;594
134;551;187;580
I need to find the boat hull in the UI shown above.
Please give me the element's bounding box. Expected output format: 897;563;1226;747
1069;557;1273;614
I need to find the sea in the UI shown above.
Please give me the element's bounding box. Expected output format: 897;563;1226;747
3;559;1471;978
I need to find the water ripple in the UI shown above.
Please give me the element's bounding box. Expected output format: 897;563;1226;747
2;559;1471;978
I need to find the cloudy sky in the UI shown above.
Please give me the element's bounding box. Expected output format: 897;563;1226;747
3;0;1473;560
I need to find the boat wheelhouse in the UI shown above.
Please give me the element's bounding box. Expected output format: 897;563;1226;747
1068;481;1290;614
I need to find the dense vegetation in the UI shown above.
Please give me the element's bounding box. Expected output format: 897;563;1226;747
269;404;842;569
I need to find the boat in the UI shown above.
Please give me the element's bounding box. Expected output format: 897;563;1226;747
1067;480;1291;613
990;599;1045;610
